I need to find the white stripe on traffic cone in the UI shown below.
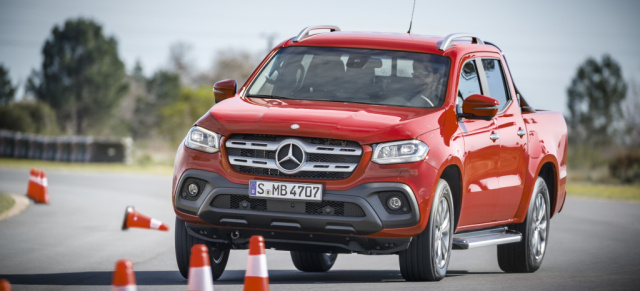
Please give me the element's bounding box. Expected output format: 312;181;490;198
188;244;214;291
246;254;268;278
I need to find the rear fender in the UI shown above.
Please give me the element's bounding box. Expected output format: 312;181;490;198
514;153;558;223
517;112;568;221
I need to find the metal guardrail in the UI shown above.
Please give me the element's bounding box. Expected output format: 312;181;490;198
0;130;132;163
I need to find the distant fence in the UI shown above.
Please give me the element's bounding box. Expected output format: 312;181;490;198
0;130;132;164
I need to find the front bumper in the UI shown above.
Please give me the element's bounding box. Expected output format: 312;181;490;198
174;169;420;250
185;224;412;254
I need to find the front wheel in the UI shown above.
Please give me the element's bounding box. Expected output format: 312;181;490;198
175;217;230;280
290;251;338;272
497;176;550;273
399;179;454;281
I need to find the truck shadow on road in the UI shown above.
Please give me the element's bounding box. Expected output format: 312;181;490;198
0;271;184;286
0;269;501;286
215;269;503;285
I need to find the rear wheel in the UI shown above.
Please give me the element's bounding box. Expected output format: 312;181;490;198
290;251;338;272
399;179;454;281
175;217;230;280
497;176;550;273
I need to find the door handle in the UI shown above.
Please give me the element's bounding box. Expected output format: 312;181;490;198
490;133;500;141
517;129;526;137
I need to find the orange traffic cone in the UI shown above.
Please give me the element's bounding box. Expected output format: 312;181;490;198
0;279;11;291
26;168;40;200
38;170;49;204
188;244;214;291
26;168;49;204
112;259;137;291
121;206;169;231
243;235;269;291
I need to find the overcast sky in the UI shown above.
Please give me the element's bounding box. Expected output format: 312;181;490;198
1;0;639;114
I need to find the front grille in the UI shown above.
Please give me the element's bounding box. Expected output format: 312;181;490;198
225;134;362;180
211;194;365;217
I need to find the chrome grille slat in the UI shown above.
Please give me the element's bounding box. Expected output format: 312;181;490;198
225;134;362;179
225;139;362;155
226;140;280;151
228;156;357;172
228;157;277;169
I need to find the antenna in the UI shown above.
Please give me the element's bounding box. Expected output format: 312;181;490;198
407;0;416;34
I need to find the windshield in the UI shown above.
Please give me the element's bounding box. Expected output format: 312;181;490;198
247;47;450;108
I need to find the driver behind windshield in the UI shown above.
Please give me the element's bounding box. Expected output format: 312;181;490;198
404;59;447;107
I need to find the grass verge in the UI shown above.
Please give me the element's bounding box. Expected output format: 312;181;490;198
0;158;173;175
566;182;640;202
0;193;16;215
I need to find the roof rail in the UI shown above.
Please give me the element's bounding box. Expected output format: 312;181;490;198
438;33;484;51
293;25;341;42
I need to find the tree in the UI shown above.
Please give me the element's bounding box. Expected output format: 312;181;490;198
131;60;146;85
566;55;627;146
159;86;213;144
621;78;640;149
0;64;16;106
0;101;59;135
210;50;258;85
168;42;195;87
147;70;181;106
26;18;129;135
130;69;180;139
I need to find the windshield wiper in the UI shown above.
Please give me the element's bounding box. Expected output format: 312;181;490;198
246;94;291;99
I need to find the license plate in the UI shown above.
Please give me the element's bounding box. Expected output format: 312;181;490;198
249;180;323;201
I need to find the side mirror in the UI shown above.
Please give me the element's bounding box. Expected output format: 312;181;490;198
213;79;237;103
460;94;499;120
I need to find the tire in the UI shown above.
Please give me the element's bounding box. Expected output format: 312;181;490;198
399;179;454;281
498;176;550;273
290;251;338;272
175;216;230;280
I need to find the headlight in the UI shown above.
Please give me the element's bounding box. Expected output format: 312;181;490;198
372;140;429;164
184;126;221;153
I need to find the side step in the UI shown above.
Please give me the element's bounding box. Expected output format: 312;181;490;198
452;227;521;250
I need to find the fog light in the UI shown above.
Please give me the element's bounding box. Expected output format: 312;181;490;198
387;196;403;210
188;183;199;196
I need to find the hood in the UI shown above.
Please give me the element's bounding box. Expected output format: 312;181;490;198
196;96;446;145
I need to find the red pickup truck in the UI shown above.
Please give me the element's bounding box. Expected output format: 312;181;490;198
172;26;568;282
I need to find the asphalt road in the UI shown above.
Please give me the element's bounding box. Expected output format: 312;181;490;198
1;167;639;290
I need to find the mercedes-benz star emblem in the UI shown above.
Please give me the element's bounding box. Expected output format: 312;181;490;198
275;140;306;174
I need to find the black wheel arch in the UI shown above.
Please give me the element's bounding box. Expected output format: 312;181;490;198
440;165;462;230
538;162;557;218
